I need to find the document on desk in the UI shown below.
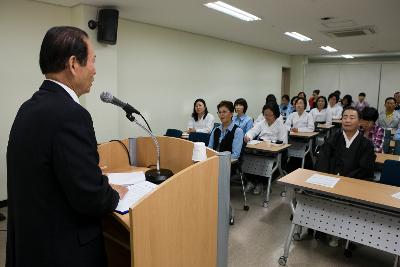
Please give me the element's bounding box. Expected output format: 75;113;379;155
115;181;158;214
248;140;262;145
305;174;340;188
107;171;146;186
392;192;400;200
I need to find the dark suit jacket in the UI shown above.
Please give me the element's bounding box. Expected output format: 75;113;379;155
315;130;376;180
6;80;119;267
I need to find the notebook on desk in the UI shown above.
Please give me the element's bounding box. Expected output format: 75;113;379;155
107;171;158;214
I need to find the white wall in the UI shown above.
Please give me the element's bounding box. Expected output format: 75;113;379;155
0;0;290;200
117;19;290;137
0;0;71;201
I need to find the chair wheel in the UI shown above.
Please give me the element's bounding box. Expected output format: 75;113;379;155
263;201;269;208
293;233;301;241
229;217;234;225
244;205;249;211
278;256;287;266
344;249;352;258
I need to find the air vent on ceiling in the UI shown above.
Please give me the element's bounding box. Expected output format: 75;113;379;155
324;26;376;38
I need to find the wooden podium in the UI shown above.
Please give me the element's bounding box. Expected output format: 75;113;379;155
98;136;220;267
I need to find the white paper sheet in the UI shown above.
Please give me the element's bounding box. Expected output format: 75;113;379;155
305;174;340;188
107;171;146;186
392;192;400;200
115;181;158;213
248;140;262;145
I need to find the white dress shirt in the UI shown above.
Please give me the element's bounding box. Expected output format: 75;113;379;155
187;113;215;133
285;111;315;132
343;130;359;148
46;79;80;104
327;104;343;120
246;118;288;144
309;108;332;124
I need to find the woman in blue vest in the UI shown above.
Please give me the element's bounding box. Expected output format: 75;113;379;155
208;101;244;159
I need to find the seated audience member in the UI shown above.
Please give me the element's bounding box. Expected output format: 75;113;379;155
354;92;369;112
333;90;341;102
233;98;253;134
341;94;354;109
279;94;293;120
327;93;343;120
187;99;215;133
298;91;310;111
395;92;400;111
395;128;400;141
360;107;384;153
315;107;376;247
315;106;376;179
255;94;278;124
208;101;244;160
285;97;315;132
244;102;287;194
310;96;332;124
378;97;400;129
308;89;320;109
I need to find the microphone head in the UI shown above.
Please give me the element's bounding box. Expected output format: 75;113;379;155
100;91;113;103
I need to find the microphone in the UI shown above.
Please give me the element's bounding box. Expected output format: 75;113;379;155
100;91;141;115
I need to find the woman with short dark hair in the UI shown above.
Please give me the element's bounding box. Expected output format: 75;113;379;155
208;101;244;159
285;97;314;132
341;94;354;109
360;107;384;152
310;96;331;124
187;99;215;133
233;98;253;134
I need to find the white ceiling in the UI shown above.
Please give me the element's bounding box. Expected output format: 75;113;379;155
36;0;400;56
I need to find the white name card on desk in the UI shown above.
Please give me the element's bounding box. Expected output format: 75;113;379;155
115;181;158;214
248;140;262;145
107;171;146;186
306;174;340;188
392;192;400;200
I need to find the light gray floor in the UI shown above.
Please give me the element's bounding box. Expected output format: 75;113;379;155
0;184;397;267
229;181;396;267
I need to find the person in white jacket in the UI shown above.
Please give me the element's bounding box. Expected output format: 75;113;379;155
187;98;215;133
327;93;343;120
310;96;332;124
285;97;315;132
244;101;288;194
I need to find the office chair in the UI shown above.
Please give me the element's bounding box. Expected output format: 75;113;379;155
188;132;211;146
165;129;183;138
380;160;400;187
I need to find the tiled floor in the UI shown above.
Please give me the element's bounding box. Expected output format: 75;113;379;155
0;184;396;267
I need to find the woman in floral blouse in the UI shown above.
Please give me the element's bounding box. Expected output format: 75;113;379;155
360;107;384;153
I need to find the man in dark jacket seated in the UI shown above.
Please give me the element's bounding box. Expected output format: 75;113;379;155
315;106;376;180
313;106;376;247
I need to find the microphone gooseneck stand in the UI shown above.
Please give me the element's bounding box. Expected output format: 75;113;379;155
126;113;173;184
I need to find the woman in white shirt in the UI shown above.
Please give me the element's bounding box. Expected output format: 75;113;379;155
310;96;332;124
285;97;315;132
244;101;287;194
327;93;343;120
187;99;215;133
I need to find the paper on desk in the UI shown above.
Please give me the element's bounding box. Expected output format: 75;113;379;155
305;174;340;188
392;192;400;200
248;140;262;145
115;181;157;214
107;171;146;186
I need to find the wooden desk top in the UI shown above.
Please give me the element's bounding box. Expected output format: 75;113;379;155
278;168;400;212
375;153;400;164
317;123;335;129
332;119;342;124
289;131;319;138
104;166;150;231
246;142;291;153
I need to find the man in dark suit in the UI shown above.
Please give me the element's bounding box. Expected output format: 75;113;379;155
6;26;127;267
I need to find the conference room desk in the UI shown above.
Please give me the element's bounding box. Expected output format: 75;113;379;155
287;132;319;168
277;168;400;266
375;152;400;165
241;142;291;207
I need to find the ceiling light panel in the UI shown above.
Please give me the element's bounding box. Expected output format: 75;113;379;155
284;32;312;42
204;1;261;22
321;46;338;52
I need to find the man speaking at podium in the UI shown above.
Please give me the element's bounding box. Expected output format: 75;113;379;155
6;26;127;267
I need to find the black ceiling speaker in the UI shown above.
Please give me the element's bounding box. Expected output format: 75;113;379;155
97;9;119;45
